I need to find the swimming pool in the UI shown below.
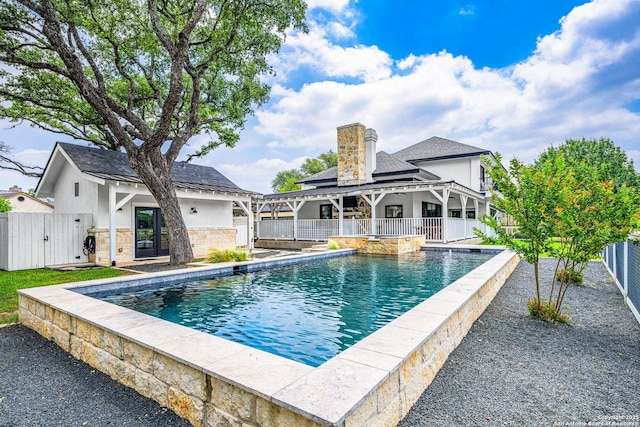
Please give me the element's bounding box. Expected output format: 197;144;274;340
19;247;519;427
91;251;494;366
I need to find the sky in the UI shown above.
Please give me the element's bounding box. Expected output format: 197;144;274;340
1;0;639;195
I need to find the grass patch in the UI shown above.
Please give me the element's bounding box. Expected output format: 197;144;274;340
206;247;250;263
526;297;570;324
0;268;128;325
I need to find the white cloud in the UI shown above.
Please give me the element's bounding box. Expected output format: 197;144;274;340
459;5;475;16
305;0;350;13
249;0;640;177
216;156;308;194
273;22;392;82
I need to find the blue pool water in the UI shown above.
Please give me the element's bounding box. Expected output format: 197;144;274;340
98;251;495;366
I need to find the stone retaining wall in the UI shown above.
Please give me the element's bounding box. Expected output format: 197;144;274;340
329;235;424;255
19;249;519;427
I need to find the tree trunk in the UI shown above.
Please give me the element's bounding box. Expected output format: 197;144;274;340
128;148;194;265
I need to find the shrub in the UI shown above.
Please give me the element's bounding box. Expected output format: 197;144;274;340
327;241;340;250
555;268;583;285
206;248;250;263
526;298;569;324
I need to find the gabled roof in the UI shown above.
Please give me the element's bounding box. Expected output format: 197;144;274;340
37;142;256;196
393;136;490;163
0;191;54;209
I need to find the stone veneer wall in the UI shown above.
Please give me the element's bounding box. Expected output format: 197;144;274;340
337;123;366;187
88;227;236;265
18;250;519;427
329;235;424;255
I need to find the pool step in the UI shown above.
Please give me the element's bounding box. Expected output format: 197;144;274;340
301;244;329;253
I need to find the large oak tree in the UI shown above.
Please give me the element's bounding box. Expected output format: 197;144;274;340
0;0;306;264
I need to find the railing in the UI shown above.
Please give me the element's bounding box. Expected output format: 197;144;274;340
603;236;640;325
257;217;445;241
257;220;294;240
297;219;340;240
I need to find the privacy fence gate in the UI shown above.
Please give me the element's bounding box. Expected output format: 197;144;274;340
603;235;640;325
0;212;93;271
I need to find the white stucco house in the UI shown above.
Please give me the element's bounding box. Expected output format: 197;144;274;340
257;123;499;243
1;186;54;213
36;142;256;266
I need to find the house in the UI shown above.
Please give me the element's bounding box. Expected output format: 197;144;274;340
1;185;54;213
36;142;256;266
256;123;499;243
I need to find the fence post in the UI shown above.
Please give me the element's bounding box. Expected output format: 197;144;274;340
624;240;628;294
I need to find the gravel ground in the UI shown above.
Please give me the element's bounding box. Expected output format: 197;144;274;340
399;258;640;427
1;258;638;426
0;325;191;427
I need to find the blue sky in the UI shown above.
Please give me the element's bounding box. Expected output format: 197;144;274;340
1;0;639;195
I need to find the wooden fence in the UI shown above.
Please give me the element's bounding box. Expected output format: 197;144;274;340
0;212;93;271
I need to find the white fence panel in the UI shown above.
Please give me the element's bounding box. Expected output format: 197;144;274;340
297;219;339;240
258;220;294;240
233;217;248;247
447;218;467;242
0;212;92;271
0;215;8;271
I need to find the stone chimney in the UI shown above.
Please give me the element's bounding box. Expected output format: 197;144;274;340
337;123;367;186
9;185;22;193
364;128;377;183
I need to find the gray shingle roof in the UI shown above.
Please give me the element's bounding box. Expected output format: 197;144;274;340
297;149;442;185
58;142;253;194
393;136;490;163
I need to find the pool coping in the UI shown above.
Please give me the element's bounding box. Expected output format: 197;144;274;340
19;247;519;427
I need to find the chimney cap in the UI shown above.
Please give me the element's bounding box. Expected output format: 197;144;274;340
364;128;378;142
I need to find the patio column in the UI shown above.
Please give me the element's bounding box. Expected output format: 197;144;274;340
286;200;305;240
235;200;254;250
361;191;387;234
109;184;116;266
327;197;344;236
442;188;450;243
108;184;135;266
460;194;468;239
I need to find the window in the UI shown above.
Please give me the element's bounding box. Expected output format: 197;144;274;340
320;204;333;219
466;210;476;219
448;210;462;218
17;196;25;202
422;202;441;218
385;205;403;218
74;182;79;197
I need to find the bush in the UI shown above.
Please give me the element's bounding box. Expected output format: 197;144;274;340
526;298;569;324
555;268;583;285
327;241;340;250
206;248;250;263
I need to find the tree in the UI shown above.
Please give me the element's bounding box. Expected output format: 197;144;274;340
476;153;565;316
271;150;337;192
479;145;640;324
0;143;43;178
300;149;337;175
537;138;640;192
271;169;305;193
0;197;11;212
536;142;639;314
0;0;306;264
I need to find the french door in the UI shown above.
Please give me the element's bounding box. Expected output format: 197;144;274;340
135;207;169;258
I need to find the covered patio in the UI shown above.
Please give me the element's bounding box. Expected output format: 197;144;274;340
255;181;497;243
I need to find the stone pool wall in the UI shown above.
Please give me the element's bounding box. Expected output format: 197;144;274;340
329;235;424;255
19;249;519;427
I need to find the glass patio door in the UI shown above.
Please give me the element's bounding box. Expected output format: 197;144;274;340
135;207;169;258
